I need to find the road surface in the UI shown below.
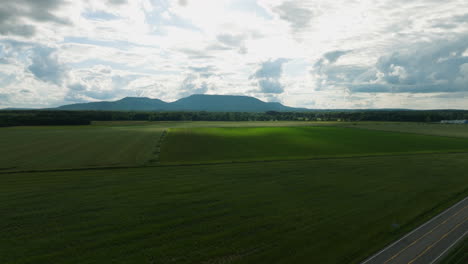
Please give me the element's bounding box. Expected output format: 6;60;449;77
361;197;468;264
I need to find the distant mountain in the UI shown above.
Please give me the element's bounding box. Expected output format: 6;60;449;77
56;94;309;112
169;94;306;112
0;108;37;110
57;97;169;111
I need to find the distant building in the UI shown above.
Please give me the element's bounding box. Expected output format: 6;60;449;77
440;120;468;124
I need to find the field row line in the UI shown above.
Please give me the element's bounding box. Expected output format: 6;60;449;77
146;129;167;165
2;151;468;175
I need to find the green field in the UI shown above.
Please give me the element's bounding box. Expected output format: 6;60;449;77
1;121;468;263
0;121;338;172
345;122;468;138
161;126;468;164
1;153;467;264
92;120;340;128
0;126;163;171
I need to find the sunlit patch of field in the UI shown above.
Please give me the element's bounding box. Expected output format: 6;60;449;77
92;120;342;128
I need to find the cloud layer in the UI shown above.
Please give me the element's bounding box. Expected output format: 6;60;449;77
0;0;467;109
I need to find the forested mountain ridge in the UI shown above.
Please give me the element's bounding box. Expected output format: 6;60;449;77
56;94;307;112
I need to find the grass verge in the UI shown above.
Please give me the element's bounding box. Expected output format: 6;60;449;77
439;237;468;264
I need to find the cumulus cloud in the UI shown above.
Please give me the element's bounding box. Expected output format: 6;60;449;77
0;0;70;37
252;58;288;79
251;58;288;94
323;50;351;64
64;65;148;102
313;37;468;94
257;79;284;94
28;46;66;85
188;65;217;78
314;50;351;70
1;0;468;109
0;23;35;37
215;33;248;54
178;0;188;7
178;74;212;97
273;1;314;31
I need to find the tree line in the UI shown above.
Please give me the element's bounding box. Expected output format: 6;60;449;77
1;109;468;127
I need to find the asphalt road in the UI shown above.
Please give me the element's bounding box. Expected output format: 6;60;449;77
361;197;468;264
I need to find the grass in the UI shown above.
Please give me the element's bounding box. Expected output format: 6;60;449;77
2;121;468;263
0;126;164;171
440;237;468;264
160;126;468;164
1;153;467;264
345;122;468;138
92;120;341;128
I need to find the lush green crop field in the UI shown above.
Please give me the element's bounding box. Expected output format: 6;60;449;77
160;126;468;164
345;122;468;138
0;126;164;171
2;122;468;263
1;153;467;264
0;122;336;172
92;120;340;128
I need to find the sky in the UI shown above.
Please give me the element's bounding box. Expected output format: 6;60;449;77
0;0;467;109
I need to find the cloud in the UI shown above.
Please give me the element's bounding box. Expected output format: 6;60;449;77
188;65;217;78
323;50;351;64
178;0;188;7
178;74;212;97
188;65;215;72
0;0;70;37
314;50;351;72
252;58;289;79
452;13;468;23
313;36;468;94
1;0;468;109
28;46;66;85
65;65;147;102
431;23;458;30
370;38;468;92
217;34;244;47
257;79;284;94
251;58;288;94
0;93;10;105
214;33;248;54
177;48;214;59
273;1;314;31
82;11;120;21
108;0;127;5
0;23;35;37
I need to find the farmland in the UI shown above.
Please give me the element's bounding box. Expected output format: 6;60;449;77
161;126;468;164
1;121;468;263
0;125;164;171
344;122;468;138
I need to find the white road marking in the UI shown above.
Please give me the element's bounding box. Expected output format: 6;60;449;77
428;229;468;264
361;197;468;264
